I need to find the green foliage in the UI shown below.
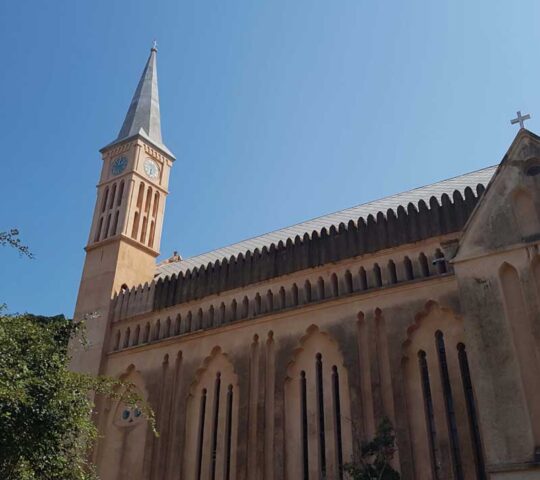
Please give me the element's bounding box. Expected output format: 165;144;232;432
0;229;33;258
0;312;155;480
345;417;400;480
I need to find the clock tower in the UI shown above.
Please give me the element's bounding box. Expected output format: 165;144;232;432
71;44;175;375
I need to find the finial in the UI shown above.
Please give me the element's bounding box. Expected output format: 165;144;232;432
151;39;158;52
511;110;531;130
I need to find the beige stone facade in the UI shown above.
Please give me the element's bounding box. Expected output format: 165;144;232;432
72;48;540;479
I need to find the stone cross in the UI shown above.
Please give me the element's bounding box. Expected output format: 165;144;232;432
152;39;158;51
511;110;531;129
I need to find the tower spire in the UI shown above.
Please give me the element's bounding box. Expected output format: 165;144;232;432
115;44;163;147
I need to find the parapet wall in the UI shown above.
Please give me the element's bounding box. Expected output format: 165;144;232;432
111;183;485;321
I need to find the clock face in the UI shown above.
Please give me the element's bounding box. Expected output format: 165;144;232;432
111;156;128;176
144;158;160;179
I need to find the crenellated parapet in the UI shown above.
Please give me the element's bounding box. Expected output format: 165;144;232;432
110;182;486;325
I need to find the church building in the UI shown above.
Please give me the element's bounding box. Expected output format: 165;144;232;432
71;46;540;480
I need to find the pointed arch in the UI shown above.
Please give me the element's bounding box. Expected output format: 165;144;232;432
184;347;239;480
285;325;353;479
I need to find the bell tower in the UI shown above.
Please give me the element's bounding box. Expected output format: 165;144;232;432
71;44;175;374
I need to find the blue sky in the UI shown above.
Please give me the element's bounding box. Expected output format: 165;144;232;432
1;0;540;316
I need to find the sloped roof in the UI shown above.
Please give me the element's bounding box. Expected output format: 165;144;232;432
157;165;497;278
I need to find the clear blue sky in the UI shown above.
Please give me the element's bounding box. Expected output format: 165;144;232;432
1;0;539;316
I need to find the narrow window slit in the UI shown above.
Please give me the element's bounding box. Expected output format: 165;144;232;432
300;370;309;480
457;343;486;480
224;385;234;480
210;372;222;480
196;388;207;480
418;350;440;479
332;365;344;479
436;331;463;480
316;353;326;476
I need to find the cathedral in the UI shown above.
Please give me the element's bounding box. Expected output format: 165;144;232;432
71;46;540;480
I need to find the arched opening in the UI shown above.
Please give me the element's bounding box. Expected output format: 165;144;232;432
153;191;160;217
184;349;239;480
131;212;140;239
109;183;117;210
512;188;540;237
101;187;109;213
144;186;152;214
117;180;124;207
140;216;148;243
136;182;145;209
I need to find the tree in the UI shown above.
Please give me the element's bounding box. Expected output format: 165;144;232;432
345;417;400;480
0;229;33;258
0;311;154;480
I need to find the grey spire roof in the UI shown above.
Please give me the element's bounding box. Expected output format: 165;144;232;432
103;46;173;157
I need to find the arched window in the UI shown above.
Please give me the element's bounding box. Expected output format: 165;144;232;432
132;325;140;346
388;260;398;284
254;293;262;315
104;213;112;239
330;273;339;297
184;348;239;480
373;263;382;287
112;210;120;236
148;220;156;247
404;256;414;281
266;290;274;313
419;253;430;277
285;327;352;479
142;323;150;343
113;330;121;351
279;287;286;309
109;183;117;210
403;303;485;480
145;186;152;213
136;182;145;209
304;280;312;303
359;267;368;290
344;270;353;294
95;217;103;242
153;191;160;217
131;212;140;239
101;187;109;213
140;216;148;243
242;296;249;319
117;180;125;207
292;283;299;306
317;277;325;300
123;328;131;349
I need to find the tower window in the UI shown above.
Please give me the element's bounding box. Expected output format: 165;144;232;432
140;216;148;243
145;186;152;213
104;214;112;240
94;217;103;242
136;182;145;209
148;220;156;248
112;210;119;236
109;183;117;210
131;212;140;239
117;181;125;207
153;192;160;217
101;187;109;213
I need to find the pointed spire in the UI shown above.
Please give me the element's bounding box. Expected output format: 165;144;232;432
117;44;162;143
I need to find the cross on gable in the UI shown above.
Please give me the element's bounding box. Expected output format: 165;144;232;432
511;110;531;129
